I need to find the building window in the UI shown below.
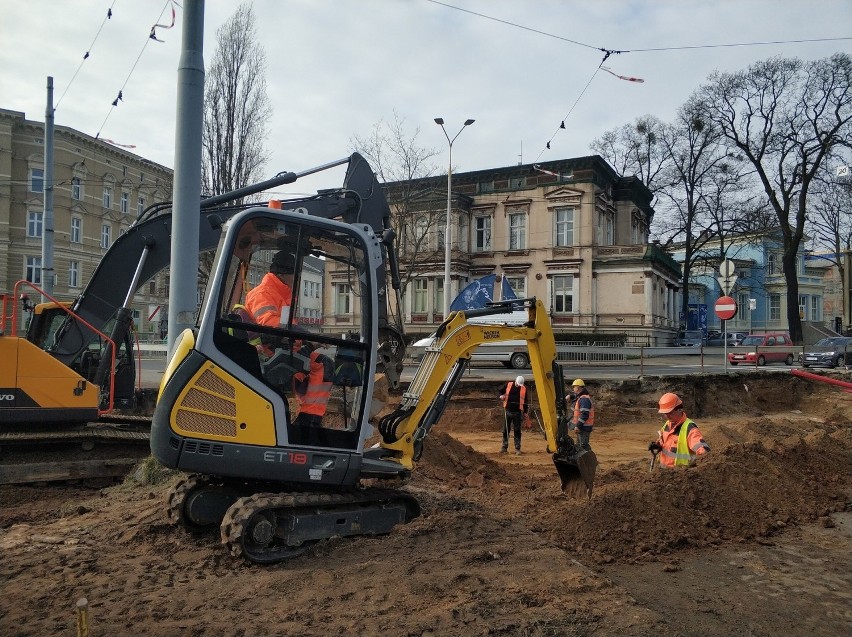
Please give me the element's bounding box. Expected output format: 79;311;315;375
27;211;43;238
738;293;749;320
101;223;112;249
122;166;128;177
631;214;645;244
120;192;129;214
30;168;44;193
474;216;491;252
25;256;42;284
508;213;526;251
71;217;82;243
811;296;820;322
69;261;80;288
72;177;82;200
767;252;777;276
769;294;781;321
138;197;145;216
552;275;575;313
413;278;428;313
103;186;112;209
555;208;574;247
596;211;614;246
436;215;446;250
334;283;351;315
506;276;526;299
434;278;444;313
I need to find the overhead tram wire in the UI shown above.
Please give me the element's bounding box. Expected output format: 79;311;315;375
56;0;120;110
94;0;177;142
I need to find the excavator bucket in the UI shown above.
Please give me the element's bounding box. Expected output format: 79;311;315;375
554;446;598;499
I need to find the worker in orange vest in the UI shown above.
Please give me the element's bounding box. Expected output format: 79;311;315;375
649;393;710;468
245;250;295;327
568;378;594;450
292;343;334;427
499;375;528;455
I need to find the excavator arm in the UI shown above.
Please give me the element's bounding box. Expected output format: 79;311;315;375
376;298;597;497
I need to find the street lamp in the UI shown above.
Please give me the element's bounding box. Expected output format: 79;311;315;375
434;117;475;316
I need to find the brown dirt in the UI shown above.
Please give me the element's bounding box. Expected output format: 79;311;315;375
1;373;851;637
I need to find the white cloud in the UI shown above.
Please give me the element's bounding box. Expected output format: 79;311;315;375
2;0;849;195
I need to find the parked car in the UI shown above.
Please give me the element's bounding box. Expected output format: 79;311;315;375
706;331;748;346
673;330;706;347
728;333;796;366
800;337;852;368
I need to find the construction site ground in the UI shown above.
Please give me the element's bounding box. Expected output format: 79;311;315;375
1;372;851;637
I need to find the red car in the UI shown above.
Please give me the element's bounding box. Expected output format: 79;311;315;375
728;333;796;366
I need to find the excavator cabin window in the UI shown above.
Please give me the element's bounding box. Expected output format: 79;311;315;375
211;212;373;446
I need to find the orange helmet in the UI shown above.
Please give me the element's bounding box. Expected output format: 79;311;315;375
658;392;683;414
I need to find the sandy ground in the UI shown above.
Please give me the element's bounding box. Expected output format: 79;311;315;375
1;373;851;637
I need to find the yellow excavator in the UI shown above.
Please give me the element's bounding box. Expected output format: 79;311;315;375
151;153;596;564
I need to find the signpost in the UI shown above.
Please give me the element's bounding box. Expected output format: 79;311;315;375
715;295;737;372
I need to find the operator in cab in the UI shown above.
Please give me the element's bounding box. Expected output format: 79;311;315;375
246;250;295;327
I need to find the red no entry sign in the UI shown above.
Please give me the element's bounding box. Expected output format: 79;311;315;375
715;295;737;320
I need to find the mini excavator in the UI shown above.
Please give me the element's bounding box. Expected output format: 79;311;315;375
151;153;597;563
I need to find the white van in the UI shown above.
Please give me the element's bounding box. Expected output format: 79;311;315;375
408;311;531;369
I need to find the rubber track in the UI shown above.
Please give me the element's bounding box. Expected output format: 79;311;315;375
166;474;212;530
220;488;420;564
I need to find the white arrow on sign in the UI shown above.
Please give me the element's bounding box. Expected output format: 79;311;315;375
717;275;737;295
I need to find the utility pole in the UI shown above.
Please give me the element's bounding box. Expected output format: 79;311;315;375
167;0;205;354
41;76;55;301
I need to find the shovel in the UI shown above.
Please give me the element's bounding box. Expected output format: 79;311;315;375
649;449;659;473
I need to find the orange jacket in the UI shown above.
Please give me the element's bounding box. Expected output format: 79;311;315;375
245;273;293;327
657;414;710;468
293;350;333;417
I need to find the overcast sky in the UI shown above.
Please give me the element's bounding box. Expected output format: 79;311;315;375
2;0;850;196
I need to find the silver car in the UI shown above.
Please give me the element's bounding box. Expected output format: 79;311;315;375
674;330;706;347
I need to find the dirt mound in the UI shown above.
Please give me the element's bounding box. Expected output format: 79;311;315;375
414;430;508;487
504;422;851;564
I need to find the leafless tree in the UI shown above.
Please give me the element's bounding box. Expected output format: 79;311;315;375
591;115;670;200
350;111;442;301
202;2;272;200
806;151;852;290
699;53;852;342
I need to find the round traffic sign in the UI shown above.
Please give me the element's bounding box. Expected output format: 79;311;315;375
715;295;737;320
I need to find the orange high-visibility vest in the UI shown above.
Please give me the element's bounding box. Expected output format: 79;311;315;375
502;382;527;411
573;393;594;431
245;273;293;327
294;351;333;416
658;417;710;467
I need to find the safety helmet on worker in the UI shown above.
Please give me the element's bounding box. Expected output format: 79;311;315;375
658;392;683;414
515;375;525;386
571;378;585;388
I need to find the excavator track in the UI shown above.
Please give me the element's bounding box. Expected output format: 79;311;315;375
0;419;151;485
220;488;421;564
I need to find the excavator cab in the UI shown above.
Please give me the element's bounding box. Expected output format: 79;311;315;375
151;206;396;484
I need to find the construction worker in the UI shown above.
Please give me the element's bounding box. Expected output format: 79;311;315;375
649;392;710;467
292;343;334;427
499;375;528;455
245;250;295;327
568;378;594;450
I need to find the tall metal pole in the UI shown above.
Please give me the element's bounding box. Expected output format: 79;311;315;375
434;118;474;316
41;76;55;301
168;0;205;354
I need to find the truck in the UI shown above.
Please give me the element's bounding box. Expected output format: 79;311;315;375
150;154;597;564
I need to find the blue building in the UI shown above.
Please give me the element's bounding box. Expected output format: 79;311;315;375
670;230;829;336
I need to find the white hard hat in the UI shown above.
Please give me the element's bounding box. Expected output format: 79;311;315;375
515;375;525;386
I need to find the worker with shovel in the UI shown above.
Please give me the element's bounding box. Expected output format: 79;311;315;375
648;392;710;469
499;375;528;455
